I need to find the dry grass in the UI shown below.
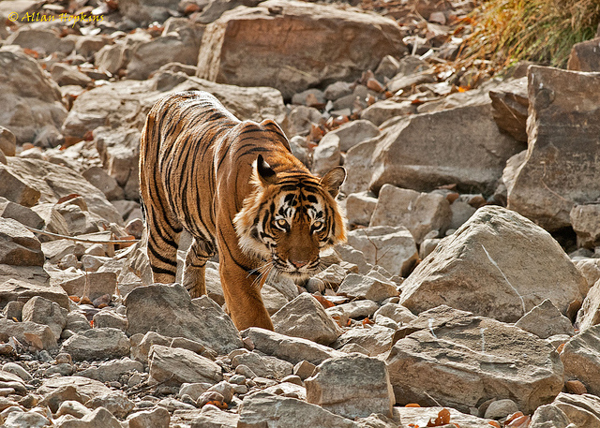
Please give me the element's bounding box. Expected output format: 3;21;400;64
456;0;600;70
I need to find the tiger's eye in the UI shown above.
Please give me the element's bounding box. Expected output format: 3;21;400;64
275;219;287;228
313;220;324;229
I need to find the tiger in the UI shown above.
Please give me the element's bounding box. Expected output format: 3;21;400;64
139;91;347;331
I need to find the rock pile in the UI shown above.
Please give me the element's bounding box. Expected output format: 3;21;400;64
1;0;600;426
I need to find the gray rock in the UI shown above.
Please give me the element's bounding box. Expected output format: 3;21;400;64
60;328;130;361
128;406;170;428
312;133;341;177
306;353;394;419
360;100;416;126
0;163;41;207
0;318;57;350
92;310;128;331
149;345;222;386
0;48;67;144
350;103;524;196
21;296;66;340
553;392;600;428
326;300;379;326
241;327;344;365
126;284;242;355
577;279;600;332
386;305;564;414
3;411;50;428
337;273;399;303
179;382;212;401
0;197;44;229
329;120;380;152
191;406;238;428
449;200;477;231
50;63;92;87
59;272;117;302
400;206;587;323
56;400;91;418
2;363;31;382
78;358;143;383
345;191;378;227
507;66;600;231
0;218;44;266
237;392;360;428
370;185;451;244
373;303;416;325
488;76;529;142
333;324;395;356
87;392;135;419
56;407;122;428
396;406;495;428
515;299;575;339
38;376;112;402
82;167;124;201
484;399;519;420
571;204;600;249
561;325;600;396
196;0;406;99
0;126;16;157
231;351;294;380
346;226;417;277
272;293;342;345
530;404;570;428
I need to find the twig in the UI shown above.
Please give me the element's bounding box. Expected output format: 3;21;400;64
24;226;141;244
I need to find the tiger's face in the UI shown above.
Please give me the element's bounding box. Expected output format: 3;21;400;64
234;155;347;280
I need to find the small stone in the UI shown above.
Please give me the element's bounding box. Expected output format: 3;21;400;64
127;406;170;428
2;363;32;382
22;296;66;340
272;293;342;345
293;360;317;380
87;392;135;418
39;385;86;413
515;299;575;339
337;273;399;303
484;399;520;420
92;310;128;331
208;381;234;404
565;380;587;395
179;383;212;402
197;390;226;408
149;345;223;387
56;400;91;418
281;374;303;386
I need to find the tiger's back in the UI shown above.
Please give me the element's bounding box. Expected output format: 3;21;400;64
140;91;346;330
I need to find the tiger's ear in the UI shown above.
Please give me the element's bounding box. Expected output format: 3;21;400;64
320;167;346;197
255;154;277;186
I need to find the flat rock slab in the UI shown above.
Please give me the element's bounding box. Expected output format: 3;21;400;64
507;66;600;231
231;351;293;380
237;392;360;428
332;324;395;357
400;206;587;322
386;305;564;414
0;277;70;309
0;318;57;351
125;284;242;355
0;217;44;266
38;376;112;399
241;327;344;366
148;345;223;386
197;0;406;99
60;328;130;361
395;406;495;428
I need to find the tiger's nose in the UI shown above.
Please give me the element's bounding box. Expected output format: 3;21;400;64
290;259;308;269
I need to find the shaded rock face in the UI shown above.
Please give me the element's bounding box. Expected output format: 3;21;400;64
386;305;564;414
0;48;67;144
400;206;587;322
507;66;600;231
345;103;524;196
196;0;407;99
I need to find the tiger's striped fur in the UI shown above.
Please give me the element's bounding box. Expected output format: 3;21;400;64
139;91;347;331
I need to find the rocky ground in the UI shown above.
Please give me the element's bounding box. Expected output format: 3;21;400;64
1;0;600;427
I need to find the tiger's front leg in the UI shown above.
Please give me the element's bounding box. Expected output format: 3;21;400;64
219;253;274;331
183;237;214;298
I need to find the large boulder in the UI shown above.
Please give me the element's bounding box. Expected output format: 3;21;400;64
399;206;587;323
506;66;600;231
0;47;68;144
305;353;395;419
386;305;564;414
344;103;524;195
125;284;242;355
196;0;407;99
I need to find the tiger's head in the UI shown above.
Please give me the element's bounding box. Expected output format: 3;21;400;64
234;155;347;280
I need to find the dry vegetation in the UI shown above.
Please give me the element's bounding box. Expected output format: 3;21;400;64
457;0;600;70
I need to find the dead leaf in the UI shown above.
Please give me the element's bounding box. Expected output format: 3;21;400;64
313;294;334;309
406;403;421;408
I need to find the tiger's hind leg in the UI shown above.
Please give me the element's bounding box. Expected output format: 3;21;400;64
183;237;216;298
145;203;183;285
